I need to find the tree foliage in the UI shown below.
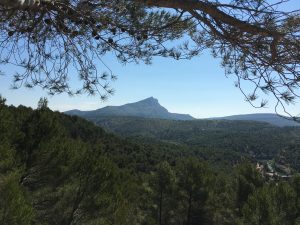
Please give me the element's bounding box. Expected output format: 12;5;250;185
0;0;299;116
37;97;48;110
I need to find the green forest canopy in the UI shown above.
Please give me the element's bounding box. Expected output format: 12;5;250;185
0;96;299;225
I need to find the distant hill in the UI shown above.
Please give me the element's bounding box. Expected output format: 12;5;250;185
87;115;300;161
65;97;195;120
210;113;300;127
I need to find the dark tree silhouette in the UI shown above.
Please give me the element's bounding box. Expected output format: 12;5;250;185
0;0;299;118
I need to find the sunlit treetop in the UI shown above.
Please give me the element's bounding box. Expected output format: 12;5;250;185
0;0;300;119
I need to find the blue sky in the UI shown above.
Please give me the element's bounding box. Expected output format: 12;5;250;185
1;1;299;118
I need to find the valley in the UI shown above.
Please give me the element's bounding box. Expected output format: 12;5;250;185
66;97;300;173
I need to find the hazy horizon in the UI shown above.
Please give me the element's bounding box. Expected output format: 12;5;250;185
3;94;296;119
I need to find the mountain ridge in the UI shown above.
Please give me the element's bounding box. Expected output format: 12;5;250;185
209;113;300;127
65;97;195;121
65;97;300;126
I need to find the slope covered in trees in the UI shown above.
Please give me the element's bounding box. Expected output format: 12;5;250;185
0;97;300;224
84;115;300;170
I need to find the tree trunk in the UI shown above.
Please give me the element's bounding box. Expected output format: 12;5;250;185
0;0;44;8
159;189;163;225
135;0;281;37
186;191;192;225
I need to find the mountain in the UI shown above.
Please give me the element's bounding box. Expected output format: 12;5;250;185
210;113;300;127
65;97;195;120
65;97;300;126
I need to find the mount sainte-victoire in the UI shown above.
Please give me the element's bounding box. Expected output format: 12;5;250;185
65;97;299;127
65;97;194;120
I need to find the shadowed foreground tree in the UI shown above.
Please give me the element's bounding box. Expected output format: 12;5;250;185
0;0;300;118
149;161;176;225
176;158;209;225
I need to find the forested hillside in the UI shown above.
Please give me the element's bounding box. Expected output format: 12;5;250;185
88;116;300;171
0;97;300;225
